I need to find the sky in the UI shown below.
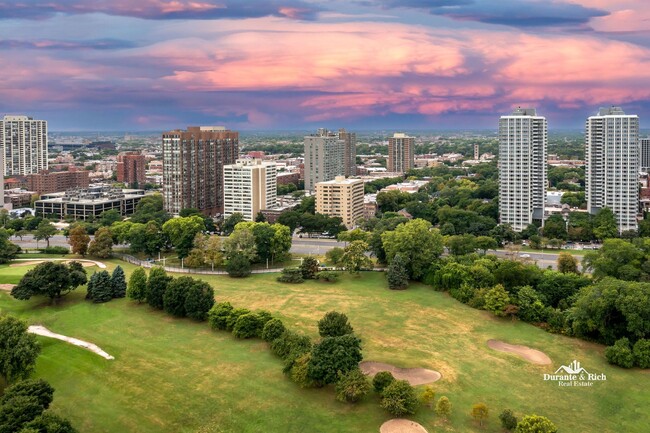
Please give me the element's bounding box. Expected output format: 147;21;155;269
1;0;649;131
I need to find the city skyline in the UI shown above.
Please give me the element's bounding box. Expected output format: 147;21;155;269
1;1;649;131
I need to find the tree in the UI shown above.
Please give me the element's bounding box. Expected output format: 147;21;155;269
233;313;264;339
277;268;304;283
515;286;546;323
382;219;444;280
633;339;650;368
372;371;395;393
387;253;409;290
583;239;643;281
99;209;122;226
255;211;267;222
88;227;113;258
475;236;498;254
110;266;127;298
420;386;436;407
471;403;489;427
19;412;78;433
541;214;567;240
162;215;205;259
318;311;354;338
325;247;345;266
335;369;370;403
222;213;245;235
445;234;476;256
204;235;224;270
223;227;257;263
515;415;558;433
34;220;57;248
68;225;90;256
127;267;147;303
0;379;54;409
163;276;191;317
604;338;634;368
0;316;41;384
435;396;452;419
380;380;419;416
557;252;578;274
86;271;113;303
593;207;618;240
12;262;87;302
146;266;171;310
184;279;215;321
0;396;44;433
130;194;170;225
261;318;286;342
307;334;363;385
337;229;370;243
500;409;518;431
0;228;20;264
300;256;319;280
226;253;252;278
341;240;372;274
484;285;510;317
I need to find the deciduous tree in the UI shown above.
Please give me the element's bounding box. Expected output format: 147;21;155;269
318;311;354;338
162;215;205;259
0;316;41;384
184;279;214;321
341;240;372;274
335;369;370;403
471;403;489;426
380;380;419;416
307;334;363;385
88;227;113;258
435;396;452;419
382;219;444;280
146;266;171;310
34;220;57;248
12;261;87;302
68;225;90;256
499;409;518;431
127;267;147;303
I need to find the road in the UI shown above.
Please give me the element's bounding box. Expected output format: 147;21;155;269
12;234;582;270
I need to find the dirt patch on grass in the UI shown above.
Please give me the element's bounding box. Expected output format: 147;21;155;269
10;259;105;268
10;260;45;267
0;284;15;292
360;361;441;386
28;325;115;360
380;419;428;433
487;339;551;365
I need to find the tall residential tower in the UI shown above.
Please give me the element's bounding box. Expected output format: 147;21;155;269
388;133;414;173
585;107;640;233
1;115;48;176
223;159;277;221
338;128;357;176
303;129;345;192
498;108;547;232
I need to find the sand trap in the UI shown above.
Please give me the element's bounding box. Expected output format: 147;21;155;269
11;258;106;268
28;325;114;360
380;419;428;433
360;361;441;386
0;284;15;292
487;339;551;365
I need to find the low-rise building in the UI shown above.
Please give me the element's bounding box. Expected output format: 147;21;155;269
35;186;145;220
26;169;90;195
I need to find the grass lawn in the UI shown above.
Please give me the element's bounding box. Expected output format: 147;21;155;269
0;259;648;433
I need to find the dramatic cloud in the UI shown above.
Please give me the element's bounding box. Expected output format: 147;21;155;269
0;39;136;50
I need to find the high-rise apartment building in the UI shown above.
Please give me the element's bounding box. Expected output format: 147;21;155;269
162;126;238;216
388;133;414;173
26;169;90;195
304;129;345;192
223;159;277;221
585;107;640;233
117;152;146;187
315;176;365;229
1;115;48;176
338;128;357;176
498;108;547;232
641;137;650;172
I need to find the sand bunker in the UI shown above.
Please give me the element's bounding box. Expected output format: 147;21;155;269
28;325;114;360
360;361;441;386
487;339;551;365
10;259;105;268
0;284;15;292
380;419;428;433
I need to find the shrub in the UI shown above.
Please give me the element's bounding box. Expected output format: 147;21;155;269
261;318;286;342
271;331;312;360
515;415;557;433
380;379;419;416
127;267;147;303
226;253;251;278
146;266;171;310
471;403;489;426
300;256;319;279
605;338;634;368
435;396;452;419
484;284;510;317
500;409;518;431
307;334;363;385
277;268;304;284
316;271;339;282
184;280;214;321
38;246;69;255
372;371;395;393
335;369;371;403
233;313;264;339
289;353;316;388
420;386;435;407
325;247;344;266
318;311;354;338
256;310;274;325
208;302;233;330
633;339;650;368
226;308;251;331
449;283;476;304
468;287;489;309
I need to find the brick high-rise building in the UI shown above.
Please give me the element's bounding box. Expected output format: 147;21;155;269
26;169;90;195
162;126;238;216
1;115;48;176
116;152;146;187
338;128;357;176
388;133;414;173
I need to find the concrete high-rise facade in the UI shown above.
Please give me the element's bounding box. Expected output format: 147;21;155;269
641;137;650;172
117;152;146;187
585;107;640;233
315;176;365;229
304;129;345;192
1;115;48;176
498;108;547;232
338;128;357;176
223;159;277;221
162;126;238;216
388;133;414;173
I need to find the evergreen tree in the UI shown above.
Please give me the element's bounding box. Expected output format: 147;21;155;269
146;266;170;310
88;271;113;303
387;253;409;290
110;266;127;298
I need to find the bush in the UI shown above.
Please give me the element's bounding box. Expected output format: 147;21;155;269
372;371;395;393
449;283;476;304
271;330;312;360
146;266;170;310
435;396;452;418
515;415;557;433
233;313;264;339
605;338;634;368
261;318;286;342
127;267;147;303
38;246;69;255
633;339;650;368
318;311;354;338
184;280;214;321
420;386;435;407
256;310;274;325
325;247;344;266
163;277;193;317
500;409;518;431
226;308;251;331
300;256;319;279
0;379;54;409
277;268;304;284
289;353;317;388
226;253;251;278
208;302;234;330
380;379;419;416
316;271;339;282
307;334;363;385
335;368;371;403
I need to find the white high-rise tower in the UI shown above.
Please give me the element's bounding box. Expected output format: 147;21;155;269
1;115;48;176
585;107;640;233
498;108;547;232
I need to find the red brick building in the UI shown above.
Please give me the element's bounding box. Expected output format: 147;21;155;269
26;170;90;195
116;152;146;186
